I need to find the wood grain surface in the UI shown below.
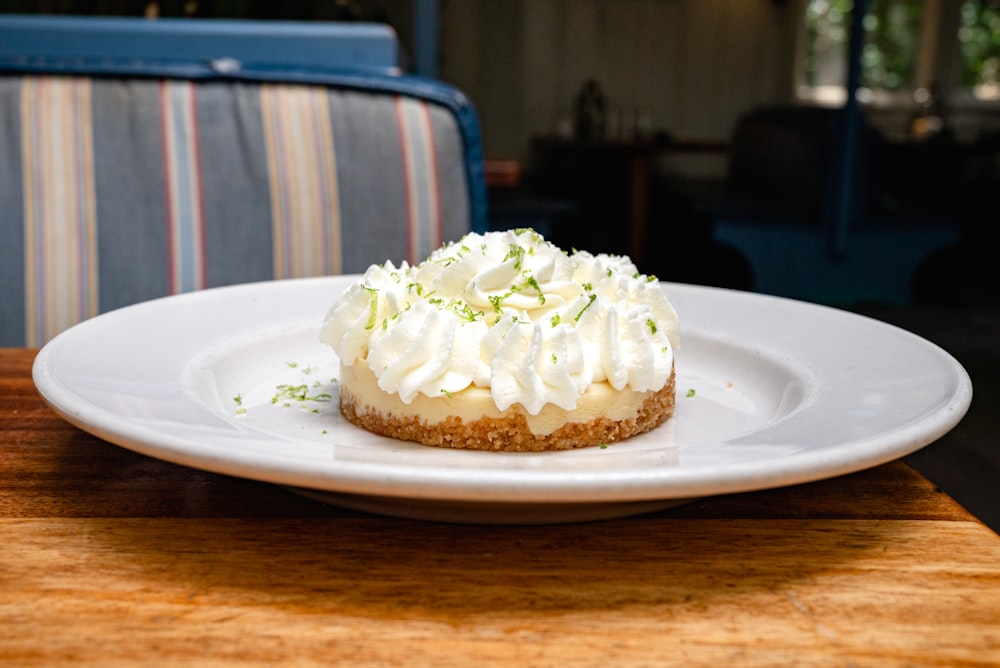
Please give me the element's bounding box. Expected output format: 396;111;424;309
2;348;998;667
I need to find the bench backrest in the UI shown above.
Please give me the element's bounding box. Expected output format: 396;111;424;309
0;15;487;347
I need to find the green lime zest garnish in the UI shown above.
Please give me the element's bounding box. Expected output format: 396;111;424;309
575;294;597;322
450;300;484;322
504;243;526;270
362;286;378;330
525;275;545;304
271;384;333;405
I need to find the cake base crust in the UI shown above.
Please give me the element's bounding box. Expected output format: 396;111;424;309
339;369;675;452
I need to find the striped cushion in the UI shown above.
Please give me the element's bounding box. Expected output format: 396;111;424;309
0;75;474;346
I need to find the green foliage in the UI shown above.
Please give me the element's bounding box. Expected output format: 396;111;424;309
804;0;1000;96
958;0;1000;90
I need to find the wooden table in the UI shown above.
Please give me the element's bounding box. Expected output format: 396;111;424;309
3;347;998;666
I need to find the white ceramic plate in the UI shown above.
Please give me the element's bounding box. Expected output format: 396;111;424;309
33;277;972;524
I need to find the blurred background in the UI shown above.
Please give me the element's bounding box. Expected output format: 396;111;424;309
9;0;996;301
3;0;998;528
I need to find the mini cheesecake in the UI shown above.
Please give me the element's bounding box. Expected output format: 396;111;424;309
320;228;679;452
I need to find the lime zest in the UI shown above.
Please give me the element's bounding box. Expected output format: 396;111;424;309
271;384;333;405
504;243;526;270
362;286;378;330
575;294;597;322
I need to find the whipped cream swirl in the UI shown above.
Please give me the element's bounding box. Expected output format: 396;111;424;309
319;229;679;414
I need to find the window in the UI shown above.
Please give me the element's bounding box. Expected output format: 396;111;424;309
798;0;1000;105
959;0;1000;98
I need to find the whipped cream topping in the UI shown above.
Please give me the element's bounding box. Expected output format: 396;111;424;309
319;229;679;415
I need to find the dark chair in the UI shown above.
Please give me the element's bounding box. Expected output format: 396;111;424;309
703;104;842;226
695;104;959;306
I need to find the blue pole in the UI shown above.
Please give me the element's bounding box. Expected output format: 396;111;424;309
413;0;439;77
831;0;866;259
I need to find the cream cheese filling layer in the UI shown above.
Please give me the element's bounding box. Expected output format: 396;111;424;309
341;359;654;437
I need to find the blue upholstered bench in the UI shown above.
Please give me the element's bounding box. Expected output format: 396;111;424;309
0;15;487;347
